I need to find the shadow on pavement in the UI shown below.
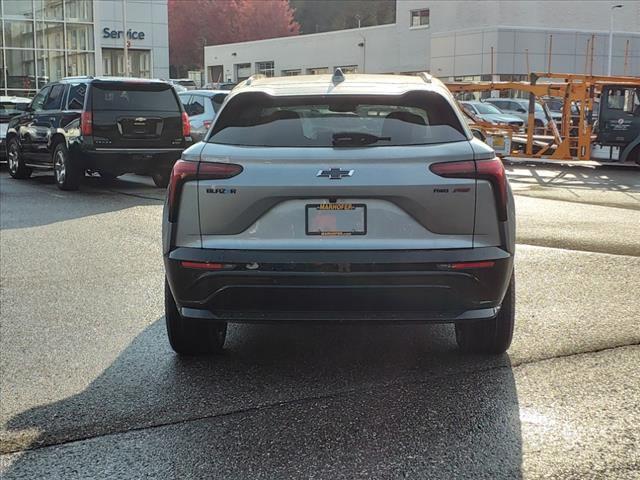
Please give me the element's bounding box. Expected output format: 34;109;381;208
506;165;640;194
2;319;522;478
0;172;164;230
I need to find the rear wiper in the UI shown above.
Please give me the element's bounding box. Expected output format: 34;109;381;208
332;132;391;146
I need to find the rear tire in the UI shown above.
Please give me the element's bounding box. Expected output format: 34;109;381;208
455;273;515;354
165;279;227;355
53;143;81;191
152;172;170;188
6;138;32;179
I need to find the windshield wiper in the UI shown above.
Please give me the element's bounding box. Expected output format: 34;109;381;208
332;132;391;146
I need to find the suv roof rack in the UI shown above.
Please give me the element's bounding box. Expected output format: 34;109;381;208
245;74;266;86
62;75;94;80
419;72;432;84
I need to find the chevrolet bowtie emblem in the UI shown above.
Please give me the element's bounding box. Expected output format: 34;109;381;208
317;168;354;180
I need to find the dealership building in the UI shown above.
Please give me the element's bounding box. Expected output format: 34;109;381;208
0;0;169;97
204;0;640;84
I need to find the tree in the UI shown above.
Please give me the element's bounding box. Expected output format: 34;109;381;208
289;0;395;34
169;0;300;76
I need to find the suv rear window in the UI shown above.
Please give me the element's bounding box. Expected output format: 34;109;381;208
209;92;467;147
91;83;179;112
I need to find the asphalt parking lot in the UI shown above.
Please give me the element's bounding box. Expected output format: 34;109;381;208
1;166;639;479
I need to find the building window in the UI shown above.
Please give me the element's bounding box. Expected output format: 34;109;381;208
307;67;329;75
102;48;151;78
335;65;358;74
234;63;252;82
410;9;429;27
256;61;274;77
281;69;301;76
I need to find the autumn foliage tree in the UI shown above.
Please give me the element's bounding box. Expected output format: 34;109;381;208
168;0;300;76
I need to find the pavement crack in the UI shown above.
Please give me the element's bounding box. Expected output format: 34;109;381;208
3;342;638;456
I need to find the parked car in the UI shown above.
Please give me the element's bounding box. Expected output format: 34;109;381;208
169;79;197;90
203;82;236;91
178;90;228;142
460;101;524;128
6;76;191;190
1;96;31;160
163;72;516;356
483;98;562;127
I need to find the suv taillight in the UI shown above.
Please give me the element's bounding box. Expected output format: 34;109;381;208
80;111;92;136
430;157;508;221
167;160;243;222
181;111;190;137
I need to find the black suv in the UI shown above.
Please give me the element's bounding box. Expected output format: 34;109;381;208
5;76;191;190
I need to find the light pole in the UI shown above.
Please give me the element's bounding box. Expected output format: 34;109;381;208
607;4;623;76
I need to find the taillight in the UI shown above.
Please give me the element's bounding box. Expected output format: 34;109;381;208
429;157;508;221
80;111;92;136
203;120;213;130
181;111;190;137
167;160;243;222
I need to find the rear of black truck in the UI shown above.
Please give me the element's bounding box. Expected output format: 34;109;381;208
77;78;191;186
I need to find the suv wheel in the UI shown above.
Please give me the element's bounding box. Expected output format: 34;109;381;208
152;172;170;188
53;143;81;191
6;138;32;179
165;279;227;355
455;273;515;354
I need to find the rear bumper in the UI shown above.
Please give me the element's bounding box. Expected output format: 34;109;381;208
73;147;184;175
165;247;514;324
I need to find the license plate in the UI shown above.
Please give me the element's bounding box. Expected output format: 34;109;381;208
306;203;366;236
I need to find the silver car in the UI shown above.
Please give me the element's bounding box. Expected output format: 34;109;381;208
460;101;524;128
178;90;228;142
163;72;516;356
484;97;561;127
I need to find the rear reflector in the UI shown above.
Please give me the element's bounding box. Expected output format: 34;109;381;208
180;261;233;270
446;261;495;270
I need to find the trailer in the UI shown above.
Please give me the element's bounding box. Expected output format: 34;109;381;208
445;72;640;166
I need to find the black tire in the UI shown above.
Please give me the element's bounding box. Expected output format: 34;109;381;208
53;143;81;191
455;273;515;354
165;279;227;355
152;172;170;188
6;138;32;179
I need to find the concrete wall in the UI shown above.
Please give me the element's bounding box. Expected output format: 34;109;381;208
204;25;430;82
432;28;640;77
204;0;640;81
96;0;169;79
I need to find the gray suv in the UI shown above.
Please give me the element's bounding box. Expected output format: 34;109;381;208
163;72;516;356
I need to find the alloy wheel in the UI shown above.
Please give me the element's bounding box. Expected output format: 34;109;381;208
7;143;19;174
54;150;66;184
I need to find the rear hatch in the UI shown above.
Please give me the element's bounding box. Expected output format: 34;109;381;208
89;80;185;149
189;90;481;251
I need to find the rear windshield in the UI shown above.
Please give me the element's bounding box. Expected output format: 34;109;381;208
91;83;179;112
209;92;468;147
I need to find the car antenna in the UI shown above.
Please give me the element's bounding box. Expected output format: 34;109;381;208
332;68;345;84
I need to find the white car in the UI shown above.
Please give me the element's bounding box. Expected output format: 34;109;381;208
1;96;31;161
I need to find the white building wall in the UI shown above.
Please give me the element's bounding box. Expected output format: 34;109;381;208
204;0;640;81
96;0;169;79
